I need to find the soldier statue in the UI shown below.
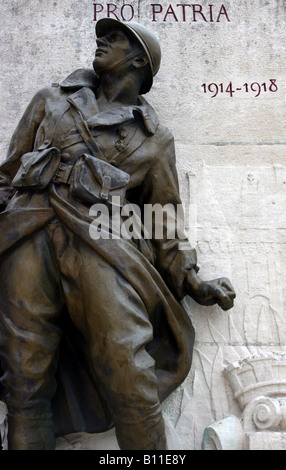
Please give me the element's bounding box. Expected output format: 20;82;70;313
0;19;235;450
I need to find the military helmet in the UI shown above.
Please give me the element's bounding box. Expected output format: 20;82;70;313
95;18;161;94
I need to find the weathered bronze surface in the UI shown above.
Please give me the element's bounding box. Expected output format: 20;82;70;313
0;19;235;450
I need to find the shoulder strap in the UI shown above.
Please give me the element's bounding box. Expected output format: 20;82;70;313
76;119;106;161
68;105;106;161
69;102;150;167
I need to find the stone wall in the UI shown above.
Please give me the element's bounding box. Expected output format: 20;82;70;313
0;0;285;450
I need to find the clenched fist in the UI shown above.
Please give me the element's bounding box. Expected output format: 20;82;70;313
185;270;236;311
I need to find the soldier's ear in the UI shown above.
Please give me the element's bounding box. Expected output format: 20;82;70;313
132;54;149;69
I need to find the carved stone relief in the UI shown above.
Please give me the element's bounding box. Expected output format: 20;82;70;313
181;164;286;450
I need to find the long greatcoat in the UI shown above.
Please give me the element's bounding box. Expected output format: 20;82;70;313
0;69;197;437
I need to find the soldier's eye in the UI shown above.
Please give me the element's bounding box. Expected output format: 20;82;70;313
109;32;125;42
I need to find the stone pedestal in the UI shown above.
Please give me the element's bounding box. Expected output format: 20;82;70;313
0;401;8;450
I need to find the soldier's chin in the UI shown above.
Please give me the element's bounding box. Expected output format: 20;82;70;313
92;59;99;73
93;58;106;74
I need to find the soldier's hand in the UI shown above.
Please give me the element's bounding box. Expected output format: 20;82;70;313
185;271;236;311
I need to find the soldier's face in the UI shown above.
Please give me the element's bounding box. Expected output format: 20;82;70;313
93;28;140;73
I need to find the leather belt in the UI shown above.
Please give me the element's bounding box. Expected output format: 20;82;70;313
53;162;74;184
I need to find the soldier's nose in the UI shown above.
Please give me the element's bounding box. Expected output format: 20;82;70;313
96;37;108;47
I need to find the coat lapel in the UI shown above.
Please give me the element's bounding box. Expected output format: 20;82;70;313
67;87;99;121
63;79;160;167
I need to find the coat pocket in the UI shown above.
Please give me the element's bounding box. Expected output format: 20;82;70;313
70;153;130;207
12;147;61;190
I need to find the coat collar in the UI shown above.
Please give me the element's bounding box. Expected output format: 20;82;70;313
60;68;159;136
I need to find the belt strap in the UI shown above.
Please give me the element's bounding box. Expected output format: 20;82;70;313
53;162;74;184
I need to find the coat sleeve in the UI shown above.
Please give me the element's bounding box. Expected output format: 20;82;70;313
140;126;198;300
0;88;47;209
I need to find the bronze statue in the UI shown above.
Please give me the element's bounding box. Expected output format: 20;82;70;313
0;18;235;450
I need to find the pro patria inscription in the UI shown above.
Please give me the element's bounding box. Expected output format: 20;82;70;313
93;3;231;23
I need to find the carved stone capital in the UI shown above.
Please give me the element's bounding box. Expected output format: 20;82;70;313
242;396;286;432
224;352;286;410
